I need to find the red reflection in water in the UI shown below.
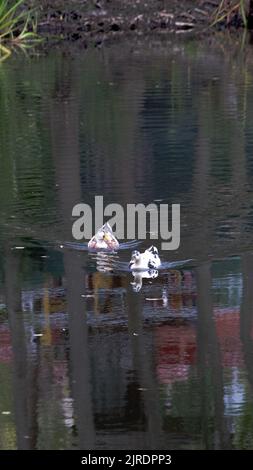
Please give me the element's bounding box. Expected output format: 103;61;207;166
0;325;13;363
156;324;196;384
155;310;244;384
214;310;243;368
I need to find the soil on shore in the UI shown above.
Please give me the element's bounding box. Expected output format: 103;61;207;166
35;0;244;46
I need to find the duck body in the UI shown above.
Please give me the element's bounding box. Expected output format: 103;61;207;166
88;223;119;251
129;246;161;271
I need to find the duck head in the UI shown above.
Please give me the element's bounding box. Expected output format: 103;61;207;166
129;250;141;269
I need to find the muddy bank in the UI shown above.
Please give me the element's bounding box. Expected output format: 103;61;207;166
35;0;244;46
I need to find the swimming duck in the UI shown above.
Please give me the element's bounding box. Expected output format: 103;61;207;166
129;246;161;271
88;223;119;250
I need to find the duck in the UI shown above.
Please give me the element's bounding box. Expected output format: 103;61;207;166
88;222;119;250
129;246;161;271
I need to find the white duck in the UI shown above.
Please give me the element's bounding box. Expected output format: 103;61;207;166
129;246;161;271
88;223;119;250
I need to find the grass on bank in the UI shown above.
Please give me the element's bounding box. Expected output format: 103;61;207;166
211;0;248;27
0;0;40;61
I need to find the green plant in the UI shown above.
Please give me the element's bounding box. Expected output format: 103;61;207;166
0;0;40;61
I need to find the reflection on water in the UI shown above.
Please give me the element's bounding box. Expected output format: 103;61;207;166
1;38;253;449
1;250;253;449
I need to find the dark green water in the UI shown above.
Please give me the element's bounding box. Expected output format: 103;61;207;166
1;38;253;449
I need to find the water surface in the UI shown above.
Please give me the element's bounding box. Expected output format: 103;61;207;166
0;38;253;449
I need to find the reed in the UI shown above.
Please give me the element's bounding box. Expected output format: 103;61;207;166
0;0;40;61
211;0;248;27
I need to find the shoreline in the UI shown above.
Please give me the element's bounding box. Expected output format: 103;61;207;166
35;0;244;46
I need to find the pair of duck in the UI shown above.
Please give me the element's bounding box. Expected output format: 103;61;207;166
88;223;161;270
